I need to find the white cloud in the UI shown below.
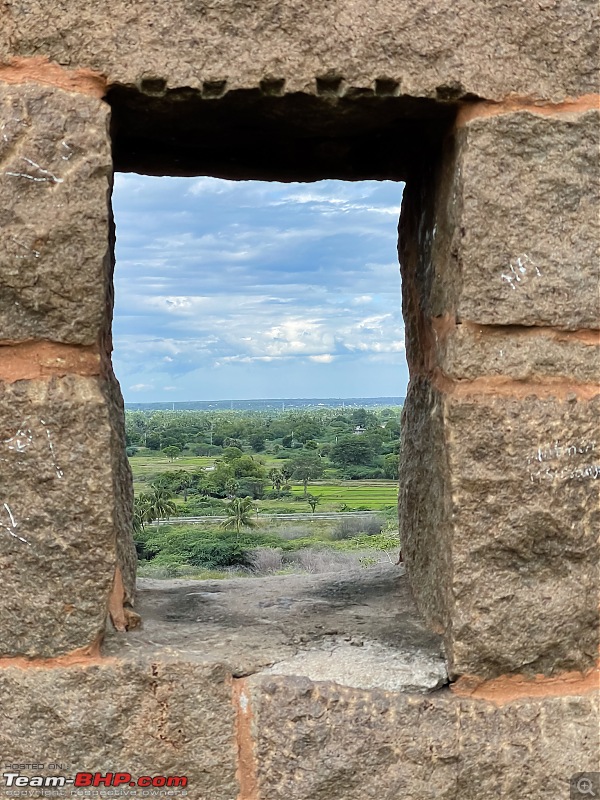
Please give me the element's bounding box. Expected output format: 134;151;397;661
129;383;153;391
309;354;335;363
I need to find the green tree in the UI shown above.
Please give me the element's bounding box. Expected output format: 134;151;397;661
248;433;266;452
289;452;324;497
220;497;256;538
306;493;320;514
133;495;152;534
222;446;244;462
225;478;239;498
143;487;177;533
383;453;400;480
268;468;283;490
330;437;375;467
162;445;181;461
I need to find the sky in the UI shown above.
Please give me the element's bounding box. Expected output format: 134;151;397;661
112;176;408;402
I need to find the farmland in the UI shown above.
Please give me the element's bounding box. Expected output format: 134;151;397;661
127;404;402;577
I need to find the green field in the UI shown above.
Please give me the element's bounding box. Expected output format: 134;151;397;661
129;451;398;512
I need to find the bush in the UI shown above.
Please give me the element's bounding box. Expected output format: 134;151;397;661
138;525;285;570
248;547;284;575
178;497;227;516
331;514;384;540
263;489;293;500
284;548;362;573
339;465;385;480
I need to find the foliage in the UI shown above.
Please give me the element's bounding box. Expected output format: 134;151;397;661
220;497;257;536
136;524;287;570
306;493;320;513
330;436;375;467
288;452;324;496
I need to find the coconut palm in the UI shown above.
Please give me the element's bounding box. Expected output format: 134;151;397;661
145;486;177;532
220;497;256;539
133;495;152;534
268;468;283;491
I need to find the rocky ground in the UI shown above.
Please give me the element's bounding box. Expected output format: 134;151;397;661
104;564;448;692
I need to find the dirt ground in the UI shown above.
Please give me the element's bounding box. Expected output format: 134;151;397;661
104;564;447;692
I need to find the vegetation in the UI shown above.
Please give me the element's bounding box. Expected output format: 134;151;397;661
126;404;403;577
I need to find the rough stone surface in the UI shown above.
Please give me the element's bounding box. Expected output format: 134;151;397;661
248;675;599;800
0;376;121;657
101;369;137;609
432;110;600;330
437;323;600;384
104;567;447;693
0;655;237;800
0;83;111;344
1;1;598;100
400;381;600;679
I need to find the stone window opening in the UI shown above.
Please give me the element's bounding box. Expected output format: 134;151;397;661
102;87;457;693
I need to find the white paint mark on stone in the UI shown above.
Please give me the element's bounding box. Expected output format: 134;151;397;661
3;420;64;478
239;690;249;714
526;440;599;482
61;141;74;160
5;156;63;184
3;424;34;453
501;254;540;290
0;502;29;545
41;421;64;478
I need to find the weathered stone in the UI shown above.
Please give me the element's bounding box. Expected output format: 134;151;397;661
0;375;123;657
0;655;237;800
437;323;600;384
0;84;111;344
431;109;600;330
400;380;600;679
1;1;598;101
104;566;446;692
248;674;599;800
100;369;137;613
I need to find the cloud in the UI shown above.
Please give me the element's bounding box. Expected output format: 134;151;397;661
112;176;408;401
129;383;154;391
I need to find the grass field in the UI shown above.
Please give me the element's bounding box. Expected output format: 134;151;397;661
129;451;398;512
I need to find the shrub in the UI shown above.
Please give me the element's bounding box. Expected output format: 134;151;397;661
285;548;362;573
139;525;285;570
331;514;384;540
248;547;284;575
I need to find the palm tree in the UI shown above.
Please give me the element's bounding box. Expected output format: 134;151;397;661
145;486;177;532
220;497;256;539
268;468;283;491
133;495;152;534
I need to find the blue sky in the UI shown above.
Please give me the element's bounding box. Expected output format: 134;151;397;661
112;176;407;402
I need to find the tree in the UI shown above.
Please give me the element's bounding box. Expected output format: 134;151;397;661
222;446;244;463
383;453;400;480
330;436;375;467
288;452;324;497
133;495;152;533
220;497;256;538
143;487;177;533
162;445;181;461
268;468;283;490
248;433;266;452
306;493;320;514
225;478;239;499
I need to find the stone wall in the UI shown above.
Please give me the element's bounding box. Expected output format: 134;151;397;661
0;2;598;797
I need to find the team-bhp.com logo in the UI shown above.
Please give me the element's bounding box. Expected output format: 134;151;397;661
3;772;188;790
